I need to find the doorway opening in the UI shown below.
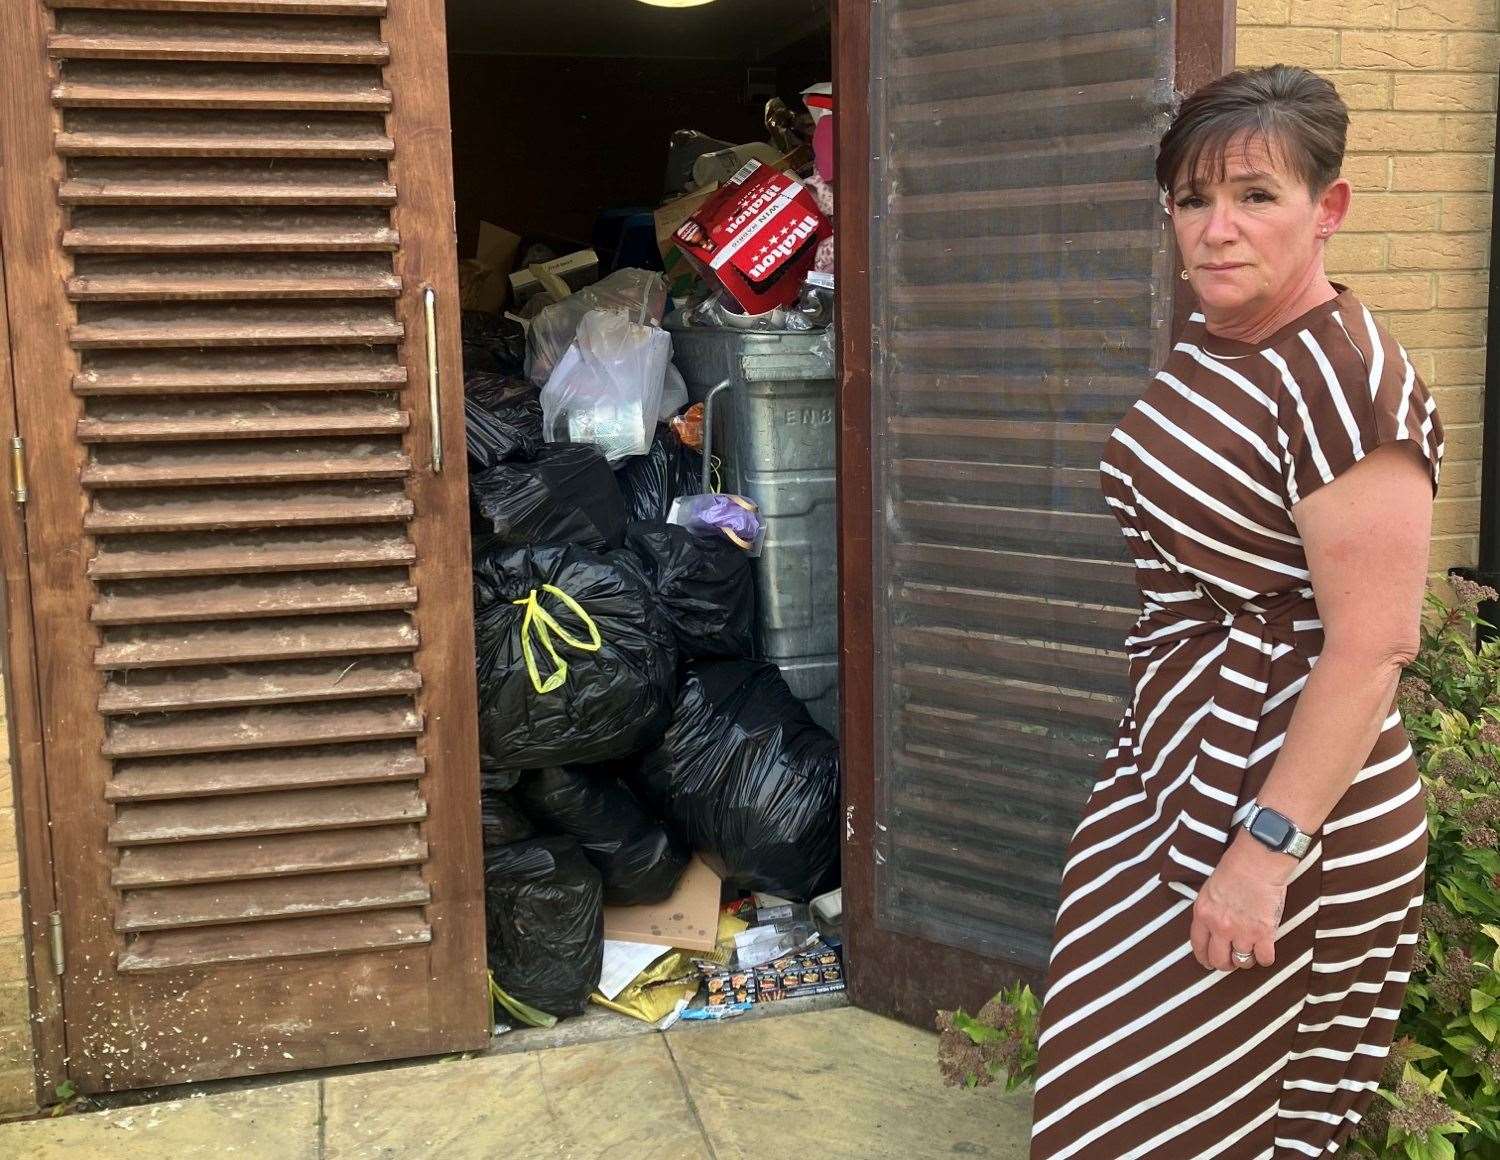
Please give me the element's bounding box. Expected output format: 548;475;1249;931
442;0;845;1044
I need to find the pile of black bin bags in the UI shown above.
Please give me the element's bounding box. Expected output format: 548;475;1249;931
462;330;839;1020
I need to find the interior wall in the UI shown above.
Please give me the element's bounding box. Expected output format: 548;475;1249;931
446;52;830;257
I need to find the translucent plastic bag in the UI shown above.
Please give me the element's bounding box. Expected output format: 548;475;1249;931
541;310;671;464
526;269;668;386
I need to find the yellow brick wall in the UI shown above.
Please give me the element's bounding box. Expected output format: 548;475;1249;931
1238;0;1497;576
0;669;33;1116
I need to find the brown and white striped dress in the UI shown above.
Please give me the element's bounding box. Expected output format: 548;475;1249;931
1028;285;1444;1159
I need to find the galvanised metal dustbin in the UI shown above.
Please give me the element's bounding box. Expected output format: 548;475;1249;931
665;323;839;737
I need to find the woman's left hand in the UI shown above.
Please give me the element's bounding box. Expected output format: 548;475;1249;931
1191;830;1294;971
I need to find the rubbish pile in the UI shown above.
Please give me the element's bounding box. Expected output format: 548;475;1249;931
464;83;844;1025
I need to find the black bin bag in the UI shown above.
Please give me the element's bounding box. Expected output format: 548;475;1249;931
618;523;754;659
619;660;839;901
462;310;526;378
514;766;689;906
464;389;543;469
484;836;603;1018
480;787;536;853
473;540;677;770
469;443;627;553
614;424;703;524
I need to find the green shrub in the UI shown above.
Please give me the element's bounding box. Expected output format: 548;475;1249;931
938;577;1500;1158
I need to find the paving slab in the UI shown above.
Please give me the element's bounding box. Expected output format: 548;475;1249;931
322;1034;711;1160
666;1006;1032;1159
0;1082;318;1160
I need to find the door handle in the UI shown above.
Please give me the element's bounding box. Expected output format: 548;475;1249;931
423;285;442;474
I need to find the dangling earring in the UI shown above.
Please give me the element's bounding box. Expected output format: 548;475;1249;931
1180;269;1190;280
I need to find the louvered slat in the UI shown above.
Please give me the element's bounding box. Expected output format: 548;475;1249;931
894;583;1134;650
60;172;398;207
109;783;428;845
82;442;411;487
79;402;407;441
57;127;394;158
68;272;402;301
54;68;393;112
88;528;416;579
64;221;399;253
117;910;429;973
892;25;1154;77
93;568;416;621
892;541;1138;605
116;867;430;932
108;742;423;800
48;0;389;13
112;823;425;885
98;656;421;712
102;698;423;758
894;625;1129;696
74;358;406;395
71;308;404;349
95;612;419;668
86;486;413;533
48;17;390;66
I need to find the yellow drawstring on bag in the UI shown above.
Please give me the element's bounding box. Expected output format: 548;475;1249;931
511;584;603;695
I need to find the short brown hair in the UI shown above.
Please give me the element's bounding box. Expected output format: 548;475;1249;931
1156;64;1349;197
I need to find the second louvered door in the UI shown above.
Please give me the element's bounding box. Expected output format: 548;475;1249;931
842;0;1177;1025
0;0;488;1091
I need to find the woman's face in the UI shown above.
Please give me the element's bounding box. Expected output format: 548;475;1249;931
1168;131;1349;316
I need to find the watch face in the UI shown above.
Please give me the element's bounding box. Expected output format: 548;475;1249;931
1250;810;1292;849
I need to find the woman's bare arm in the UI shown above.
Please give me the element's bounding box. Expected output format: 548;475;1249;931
1229;439;1434;882
1192;440;1434;969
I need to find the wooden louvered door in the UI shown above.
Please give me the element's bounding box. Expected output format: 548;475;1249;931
840;0;1183;1024
0;0;489;1092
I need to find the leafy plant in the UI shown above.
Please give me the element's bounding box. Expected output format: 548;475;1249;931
936;979;1039;1092
938;577;1500;1158
1349;576;1500;1158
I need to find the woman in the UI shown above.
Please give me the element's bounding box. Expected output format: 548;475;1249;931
1028;65;1443;1159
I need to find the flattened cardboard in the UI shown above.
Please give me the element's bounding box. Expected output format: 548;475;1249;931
602;856;721;952
458;221;522;313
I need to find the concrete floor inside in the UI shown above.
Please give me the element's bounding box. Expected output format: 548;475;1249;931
0;1006;1034;1158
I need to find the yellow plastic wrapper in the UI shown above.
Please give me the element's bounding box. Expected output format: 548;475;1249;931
590;951;699;1024
589;912;751;1024
696;911;748;968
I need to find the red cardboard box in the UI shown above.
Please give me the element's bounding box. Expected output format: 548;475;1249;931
673;160;830;314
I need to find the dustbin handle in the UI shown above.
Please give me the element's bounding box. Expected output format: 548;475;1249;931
701;379;731;494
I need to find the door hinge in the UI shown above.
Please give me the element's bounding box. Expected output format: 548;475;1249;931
9;436;27;504
48;912;63;976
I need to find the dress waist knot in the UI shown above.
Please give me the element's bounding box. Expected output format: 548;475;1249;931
1127;591;1320;894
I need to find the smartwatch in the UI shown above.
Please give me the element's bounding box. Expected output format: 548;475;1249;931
1241;800;1313;858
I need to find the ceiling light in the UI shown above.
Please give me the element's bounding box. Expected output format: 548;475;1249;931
635;0;718;7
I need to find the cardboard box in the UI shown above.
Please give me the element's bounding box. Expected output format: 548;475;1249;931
509;248;600;308
654;148;812;304
602;856;722;952
458;222;522;313
655;186;717;302
672;159;830;315
702;967;757;1008
752;944;845;1004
